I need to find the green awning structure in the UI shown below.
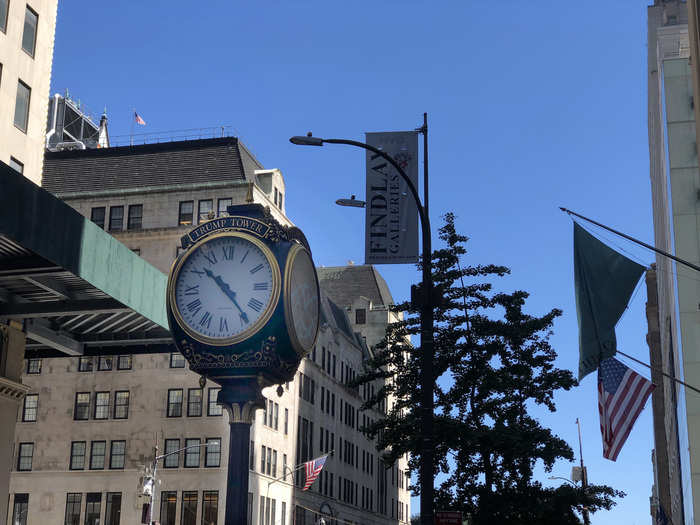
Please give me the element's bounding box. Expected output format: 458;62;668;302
0;162;171;356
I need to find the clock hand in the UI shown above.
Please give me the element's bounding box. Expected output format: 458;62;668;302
203;268;250;323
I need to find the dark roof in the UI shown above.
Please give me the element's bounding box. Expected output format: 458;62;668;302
42;137;263;194
318;289;356;343
317;265;394;308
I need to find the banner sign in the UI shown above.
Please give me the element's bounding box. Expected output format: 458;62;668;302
365;131;419;264
435;511;463;525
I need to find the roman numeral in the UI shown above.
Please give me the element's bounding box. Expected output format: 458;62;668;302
190;269;205;277
199;311;212;329
250;264;263;274
185;285;199;296
222;245;234;260
253;282;268;291
248;298;264;312
220;317;229;333
186;299;202;315
202;251;217;265
240;250;249;264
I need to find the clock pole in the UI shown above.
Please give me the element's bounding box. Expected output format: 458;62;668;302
218;377;265;525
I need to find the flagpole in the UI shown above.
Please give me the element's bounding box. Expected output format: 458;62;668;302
617;349;700;395
130;108;135;146
560;207;700;274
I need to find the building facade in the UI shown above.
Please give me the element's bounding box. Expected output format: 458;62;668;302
6;137;410;525
0;0;57;184
647;1;696;523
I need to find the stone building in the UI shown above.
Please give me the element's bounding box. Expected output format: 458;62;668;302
0;0;57;184
6;136;411;525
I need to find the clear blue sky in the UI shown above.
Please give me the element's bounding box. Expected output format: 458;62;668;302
52;2;660;523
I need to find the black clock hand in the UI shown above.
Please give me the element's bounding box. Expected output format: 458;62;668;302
204;268;250;323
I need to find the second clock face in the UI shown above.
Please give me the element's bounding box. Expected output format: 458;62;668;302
172;233;280;344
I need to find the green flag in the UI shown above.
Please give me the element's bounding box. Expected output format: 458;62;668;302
574;222;645;380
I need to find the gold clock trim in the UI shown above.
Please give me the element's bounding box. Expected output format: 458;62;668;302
284;242;320;356
168;231;281;347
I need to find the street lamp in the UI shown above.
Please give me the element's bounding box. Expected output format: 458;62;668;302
290;134;435;525
547;476;590;524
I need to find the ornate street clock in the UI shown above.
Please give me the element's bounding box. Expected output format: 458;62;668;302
166;203;320;389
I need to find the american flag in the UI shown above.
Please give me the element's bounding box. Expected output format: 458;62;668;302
302;454;328;491
598;357;654;461
134;112;146;126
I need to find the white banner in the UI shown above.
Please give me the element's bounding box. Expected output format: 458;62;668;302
365;131;419;265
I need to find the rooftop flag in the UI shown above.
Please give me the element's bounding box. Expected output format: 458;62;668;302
598;357;654;461
302;454;328;491
573;222;644;380
134;112;146;126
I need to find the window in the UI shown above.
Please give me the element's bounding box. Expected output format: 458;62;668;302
178;201;194;225
355;308;366;324
90;441;106;470
110;440;126;469
272;450;277;478
22;393;37;422
74;392;90;420
167;389;183;417
274;402;279;430
284;408;288;435
105;493;122;525
117;354;132;370
203;491;219;525
90;207;106;229
170;352;185;368
249;440;255;470
182;492;198;525
98;355;113;371
14;80;31;133
283;454;287;480
65;493;82;525
164;439;179;468
85;493;101;525
184;438;200;467
198;199;213;223
207;387;222;416
281;501;286;525
109;206;124;231
114;391;130;419
187;388;202;417
94;392;109;419
70;441;86;470
261;445;266;473
12;494;28;525
9;156;24;174
25;358;41;375
0;0;8;33
17;442;33;471
278;192;283;209
205;438;221;467
21;6;38;57
218;198;232;217
160;492;177;525
78;356;93;372
127;204;143;230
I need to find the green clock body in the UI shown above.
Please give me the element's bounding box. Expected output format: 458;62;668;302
166;204;320;387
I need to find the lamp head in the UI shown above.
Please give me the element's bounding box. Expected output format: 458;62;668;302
290;134;324;146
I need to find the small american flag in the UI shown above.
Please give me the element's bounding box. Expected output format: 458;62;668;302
598;357;654;461
302;454;328;491
134;112;146;126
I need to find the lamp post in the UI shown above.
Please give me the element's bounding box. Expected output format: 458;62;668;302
290;134;434;525
547;476;590;524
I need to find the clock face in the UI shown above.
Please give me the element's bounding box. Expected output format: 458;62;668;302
284;243;320;354
171;232;280;344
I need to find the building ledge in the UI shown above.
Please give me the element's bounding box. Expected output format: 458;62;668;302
0;375;31;402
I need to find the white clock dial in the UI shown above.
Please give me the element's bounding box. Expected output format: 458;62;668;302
173;234;279;342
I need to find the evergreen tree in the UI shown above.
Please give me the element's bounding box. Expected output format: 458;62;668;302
353;213;624;524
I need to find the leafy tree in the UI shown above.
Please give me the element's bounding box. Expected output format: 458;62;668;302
353;213;624;524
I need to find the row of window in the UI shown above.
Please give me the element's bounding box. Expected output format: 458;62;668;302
69;440;126;470
160;490;219;525
163;437;221;468
12;492;122;525
262;397;289;433
77;355;132;372
90;205;142;232
72;391;130;420
167;387;222;417
178;198;232;226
